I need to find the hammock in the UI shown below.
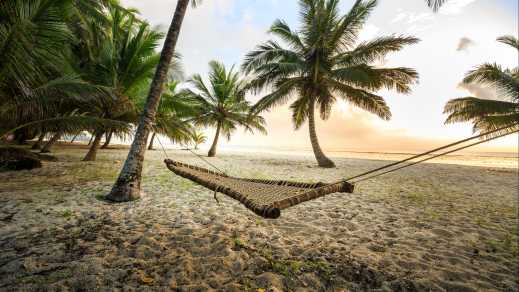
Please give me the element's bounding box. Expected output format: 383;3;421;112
162;127;516;219
165;159;354;218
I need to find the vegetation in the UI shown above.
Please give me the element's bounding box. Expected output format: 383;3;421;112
107;0;200;202
0;0;117;147
146;81;197;150
444;36;519;136
426;0;448;11
185;61;267;157
190;131;207;150
243;0;419;167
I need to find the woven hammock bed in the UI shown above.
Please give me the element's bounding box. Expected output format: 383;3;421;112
165;159;354;218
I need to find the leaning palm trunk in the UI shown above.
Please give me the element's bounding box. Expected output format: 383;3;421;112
101;131;112;149
308;101;335;168
41;132;61;153
70;132;79;144
208;122;221;157
83;131;104;161
87;134;94;145
31;133;46;150
148;132;156;150
107;0;190;202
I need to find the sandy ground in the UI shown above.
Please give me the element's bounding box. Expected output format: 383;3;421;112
0;144;518;291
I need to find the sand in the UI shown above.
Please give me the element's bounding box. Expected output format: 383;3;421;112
0;144;517;291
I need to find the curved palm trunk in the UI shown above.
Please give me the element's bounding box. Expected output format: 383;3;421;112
70;132;79;144
208;122;221;157
31;133;46;150
83;131;104;161
87;134;94;145
308;101;335;168
107;0;190;202
101;131;112;149
148;132;156;150
41;132;61;153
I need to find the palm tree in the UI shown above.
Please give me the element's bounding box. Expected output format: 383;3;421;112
146;81;198;150
107;0;201;202
0;0;128;152
444;36;519;136
77;6;163;161
191;130;207;150
243;0;419;167
185;61;267;157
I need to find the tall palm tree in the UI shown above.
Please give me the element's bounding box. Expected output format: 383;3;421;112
444;36;519;136
185;61;267;157
107;0;201;202
243;0;419;167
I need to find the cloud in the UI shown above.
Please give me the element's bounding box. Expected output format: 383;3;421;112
457;82;497;100
391;10;434;24
358;24;380;42
439;0;478;15
456;37;475;51
389;9;435;33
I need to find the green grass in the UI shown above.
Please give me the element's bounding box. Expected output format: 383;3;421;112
61;209;73;219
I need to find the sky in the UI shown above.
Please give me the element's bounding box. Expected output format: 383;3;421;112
121;0;518;153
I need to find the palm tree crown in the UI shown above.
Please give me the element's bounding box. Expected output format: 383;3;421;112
186;61;266;157
444;36;519;136
146;81;198;150
242;0;419;167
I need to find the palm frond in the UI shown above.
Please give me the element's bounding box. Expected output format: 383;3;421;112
463;63;519;101
497;35;519;50
426;0;448;12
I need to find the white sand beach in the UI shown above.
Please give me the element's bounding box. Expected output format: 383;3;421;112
0;144;517;291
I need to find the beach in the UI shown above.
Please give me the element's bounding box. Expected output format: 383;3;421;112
0;144;517;291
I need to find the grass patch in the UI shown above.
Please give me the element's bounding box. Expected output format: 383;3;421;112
61;209;73;219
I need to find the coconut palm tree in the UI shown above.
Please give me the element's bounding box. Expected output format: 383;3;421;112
0;0;129;150
444;36;519;136
243;0;419;167
146;81;198;150
185;61;267;157
191;130;207;150
108;0;201;202
76;6;164;161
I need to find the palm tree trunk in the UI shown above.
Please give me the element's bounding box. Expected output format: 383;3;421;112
14;131;28;145
107;0;191;202
101;131;113;149
70;132;80;144
41;132;61;153
31;133;45;150
208;122;221;157
308;100;335;168
148;132;156;150
83;131;104;161
87;134;94;145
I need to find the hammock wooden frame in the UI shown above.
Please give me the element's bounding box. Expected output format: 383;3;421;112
165;159;354;218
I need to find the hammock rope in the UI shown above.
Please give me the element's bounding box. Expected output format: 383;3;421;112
158;125;517;218
351;129;518;183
